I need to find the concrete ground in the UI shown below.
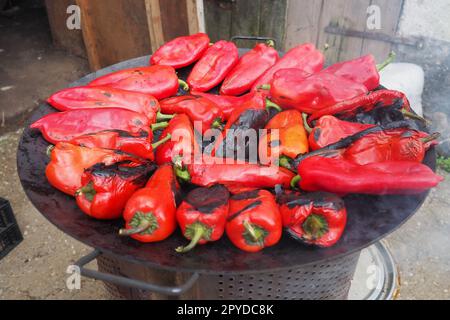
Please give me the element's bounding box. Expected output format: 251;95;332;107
0;4;449;300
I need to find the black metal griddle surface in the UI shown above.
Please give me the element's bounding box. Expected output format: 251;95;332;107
17;55;435;274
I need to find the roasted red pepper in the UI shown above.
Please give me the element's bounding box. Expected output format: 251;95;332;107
155;114;198;165
324;53;395;91
226;190;282;253
187;40;239;92
343;129;439;165
212;91;281;159
30;108;151;144
220;42;279;96
89;65;188;99
276;189;347;248
175;155;295;193
190;90;258;120
119;165;180;242
150;33;210;69
268;68;368;114
46;142;144;196
292;156;443;195
70;130;171;161
308;115;375;150
47;86;164;122
307;90;414;125
76;161;155;220
175;185;230;253
159;95;225;134
252;43;324;91
259;110;309;166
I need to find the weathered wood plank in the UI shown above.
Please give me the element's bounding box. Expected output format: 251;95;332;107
186;0;205;34
361;0;404;62
159;0;189;41
204;0;232;42
145;0;165;52
259;0;287;50
77;0;152;70
284;0;323;50
230;0;262;48
45;0;86;58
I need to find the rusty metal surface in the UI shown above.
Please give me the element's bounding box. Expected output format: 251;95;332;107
17;54;436;274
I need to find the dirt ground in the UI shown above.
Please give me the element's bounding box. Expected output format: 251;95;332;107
1;5;449;300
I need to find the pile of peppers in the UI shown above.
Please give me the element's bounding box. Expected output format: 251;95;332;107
31;33;443;254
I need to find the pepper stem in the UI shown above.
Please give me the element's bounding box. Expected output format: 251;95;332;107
302;214;329;240
174;165;191;183
401;109;429;124
46;145;55;157
376;51;396;71
151;134;172;149
119;220;151;236
243;220;267;246
279;156;293;170
302;113;313;134
151;121;169;131
258;84;271;91
266;40;275;48
211;118;224;130
156;111;175;122
265;99;282;112
75;181;96;201
175;223;207;253
421;132;440;144
290;175;301;189
178;79;189;92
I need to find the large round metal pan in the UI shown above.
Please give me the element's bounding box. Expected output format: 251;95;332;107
17;54;436;274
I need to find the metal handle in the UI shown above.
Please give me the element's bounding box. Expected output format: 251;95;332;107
74;250;199;296
230;35;277;48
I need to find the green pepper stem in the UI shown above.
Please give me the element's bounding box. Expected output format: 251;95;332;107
279;156;293;170
258;84;271;91
175;224;206;253
178;79;189;92
119;220;151;236
302;214;329;240
151;121;169;131
302;113;313;134
421;132;440;144
401;109;429;124
290;175;301;189
376;51;396;71
211;118;224;130
243;220;263;243
151;134;171;149
46;145;55;157
265;99;282;112
266;40;275;48
174;165;191;183
156;111;175;122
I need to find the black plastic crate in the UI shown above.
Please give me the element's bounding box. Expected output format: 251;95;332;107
0;198;23;260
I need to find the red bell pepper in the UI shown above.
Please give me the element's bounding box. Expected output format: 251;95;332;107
45;142;144;196
89;65;188;99
226;190;282;253
220;42;279;96
343;129;439;165
276;189;347;248
268;68;368;114
324;52;395;91
292;156;443;195
119;165;180;242
175;184;230;253
252;43;324;91
187;40;239;92
308;115;375;150
47;86;165;123
190;90;258;120
175;155;295;193
30;108;151;144
70;130;172;161
150;33;210;69
76;161;155;220
155;114;198;166
159;95;225;134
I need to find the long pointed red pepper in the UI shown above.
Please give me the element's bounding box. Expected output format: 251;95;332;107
89;65;188;99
